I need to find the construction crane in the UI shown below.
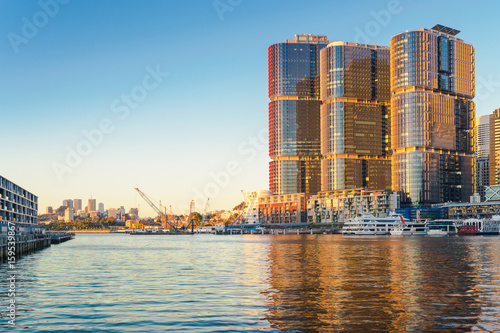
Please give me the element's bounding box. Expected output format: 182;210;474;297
185;200;196;233
199;198;210;228
134;188;175;230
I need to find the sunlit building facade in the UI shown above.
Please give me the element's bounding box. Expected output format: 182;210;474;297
391;25;475;206
0;175;38;229
320;41;391;191
268;34;329;195
475;115;490;200
489;109;500;186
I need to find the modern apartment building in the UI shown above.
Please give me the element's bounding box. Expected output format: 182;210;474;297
489;109;500;186
475;115;490;200
268;34;329;195
307;189;399;223
391;24;475;206
320;41;391;191
0;175;38;228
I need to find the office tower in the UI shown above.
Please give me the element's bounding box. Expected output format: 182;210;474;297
489;109;500;186
108;208;117;219
98;203;104;214
0;175;38;225
64;207;74;222
475;115;490;200
88;199;96;212
63;199;73;208
46;206;53;214
268;34;329;195
73;199;82;212
320;41;391;191
391;25;475;206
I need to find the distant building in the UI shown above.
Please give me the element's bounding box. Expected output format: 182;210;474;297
308;189;399;223
391;25;475;206
73;199;82;212
268;34;330;195
46;206;53;214
88;199;96;212
64;208;74;222
0;175;38;230
108;208;117;219
476;115;490;201
98;203;104;214
63;199;73;208
90;211;98;218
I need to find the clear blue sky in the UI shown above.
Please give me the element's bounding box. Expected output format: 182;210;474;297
1;0;499;217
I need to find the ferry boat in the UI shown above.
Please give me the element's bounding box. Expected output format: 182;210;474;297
458;216;500;235
427;220;462;236
341;213;409;236
390;220;428;236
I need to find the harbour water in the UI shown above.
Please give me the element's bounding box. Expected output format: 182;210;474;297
1;233;500;332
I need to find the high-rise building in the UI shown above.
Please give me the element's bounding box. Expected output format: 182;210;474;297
46;206;53;214
98;203;104;214
64;208;74;222
320;41;391;191
391;25;475;206
63;199;73;208
268;34;329;195
475;115;490;200
489;109;500;186
88;198;96;212
73;199;82;213
0;175;38;227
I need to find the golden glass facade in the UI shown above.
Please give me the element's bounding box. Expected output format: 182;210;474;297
320;42;391;191
489;109;500;186
268;35;328;195
391;26;475;206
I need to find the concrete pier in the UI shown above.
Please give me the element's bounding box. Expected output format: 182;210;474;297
0;232;74;262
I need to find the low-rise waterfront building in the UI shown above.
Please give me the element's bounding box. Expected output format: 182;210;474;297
258;193;310;225
442;201;500;219
243;190;271;224
0;175;38;232
307;189;399;223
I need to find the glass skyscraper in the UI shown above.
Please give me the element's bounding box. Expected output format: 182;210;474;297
320;41;391;191
475;115;490;201
268;35;329;195
391;25;475;206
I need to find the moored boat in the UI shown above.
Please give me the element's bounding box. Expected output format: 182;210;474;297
458;216;500;235
390;220;428;236
341;213;409;236
427;219;462;236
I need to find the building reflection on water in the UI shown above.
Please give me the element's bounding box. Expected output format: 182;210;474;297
262;235;500;332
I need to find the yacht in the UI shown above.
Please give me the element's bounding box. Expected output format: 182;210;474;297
390;220;428;236
341;213;409;236
427;219;462;236
458;216;500;235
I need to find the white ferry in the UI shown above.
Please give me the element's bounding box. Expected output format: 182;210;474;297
458;216;500;235
427;220;462;236
390;220;428;236
341;213;409;236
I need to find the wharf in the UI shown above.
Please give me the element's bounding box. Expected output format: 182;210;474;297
0;232;74;262
50;232;75;244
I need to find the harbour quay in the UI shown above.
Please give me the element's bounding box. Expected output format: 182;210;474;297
0;174;74;262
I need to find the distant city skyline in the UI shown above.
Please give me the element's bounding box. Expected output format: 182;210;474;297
2;0;500;216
